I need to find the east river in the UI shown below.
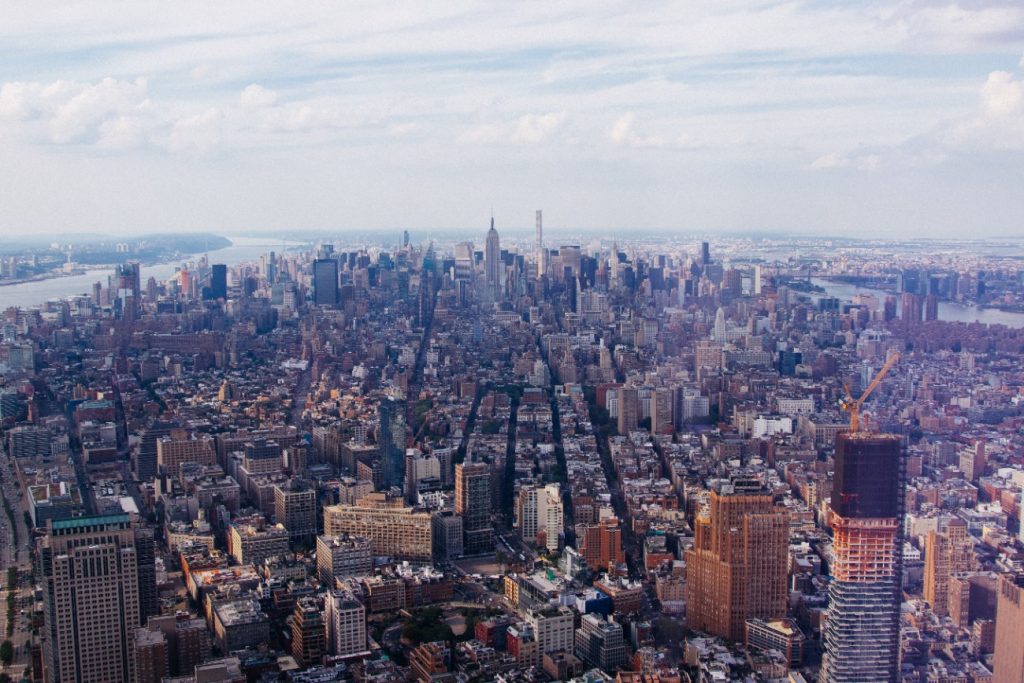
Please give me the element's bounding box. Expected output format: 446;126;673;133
810;278;1024;329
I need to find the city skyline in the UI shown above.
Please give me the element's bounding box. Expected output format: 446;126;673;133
2;2;1024;237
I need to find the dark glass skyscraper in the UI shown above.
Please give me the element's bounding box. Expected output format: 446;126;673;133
313;258;339;306
210;263;227;300
821;433;904;683
377;397;406;490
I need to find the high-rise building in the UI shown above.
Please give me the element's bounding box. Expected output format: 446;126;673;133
535;210;546;280
456;462;493;554
133;628;167;683
325;590;367;657
574;613;627;671
275;480;317;544
41;514;142;683
579;516;624;572
527;606;575;655
378;397;407;491
516;483;563;553
209;263;227;300
820;433;904;683
486;218;502;296
923;519;974;617
617;387;639;435
291;596;326;667
316;534;373;584
134;419;178;482
685;480;789;642
994;574;1024;683
313;258;339;306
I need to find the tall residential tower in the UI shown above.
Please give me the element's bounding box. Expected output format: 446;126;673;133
820;433;904;683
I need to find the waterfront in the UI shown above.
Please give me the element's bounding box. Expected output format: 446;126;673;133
811;278;1024;329
0;236;306;308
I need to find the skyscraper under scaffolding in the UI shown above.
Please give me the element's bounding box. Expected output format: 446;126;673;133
821;432;904;683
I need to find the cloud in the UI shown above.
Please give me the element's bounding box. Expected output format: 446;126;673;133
810;152;850;169
512;112;566;144
165;108;223;152
0;77;152;144
459;112;567;145
239;84;278;108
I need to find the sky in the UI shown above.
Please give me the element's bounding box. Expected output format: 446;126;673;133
0;1;1023;239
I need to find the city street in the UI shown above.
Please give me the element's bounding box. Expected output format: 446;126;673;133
0;442;34;679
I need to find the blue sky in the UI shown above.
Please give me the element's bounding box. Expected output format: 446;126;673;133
0;1;1022;238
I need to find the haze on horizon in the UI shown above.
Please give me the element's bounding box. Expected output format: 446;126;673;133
1;1;1023;239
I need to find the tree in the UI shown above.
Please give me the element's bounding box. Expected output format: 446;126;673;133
0;639;13;666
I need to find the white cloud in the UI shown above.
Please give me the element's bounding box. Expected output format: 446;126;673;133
239;84;278;108
512;112;566;144
459;112;567;146
164;108;223;152
810;152;850;169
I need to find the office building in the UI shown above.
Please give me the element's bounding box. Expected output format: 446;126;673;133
326;590;367;657
821;433;904;683
291;596;326;667
456;461;493;554
134;419;178;482
41;514;142;683
574;613;627;671
228;523;290;566
313;258;339;306
486;218;501;296
274;479;317;544
157;429;216;477
745;618;805;668
324;493;433;561
527;606;575;655
316;534;373;584
211;598;270;653
685;480;789;642
378;397;407;491
923;519;974;617
209;263;227;300
617;386;639;435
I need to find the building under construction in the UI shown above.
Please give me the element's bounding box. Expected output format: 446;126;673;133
820;432;905;683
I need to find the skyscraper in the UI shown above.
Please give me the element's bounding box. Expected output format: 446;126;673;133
821;433;904;683
326;590;367;657
313;258;339;306
378;397;406;491
210;263;227;300
41;514;142;683
485;217;501;296
536;209;546;280
617;387;639;435
456;461;493;554
923;519;974;617
685;480;789;642
516;483;563;553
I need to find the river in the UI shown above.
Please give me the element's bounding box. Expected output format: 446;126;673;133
810;278;1024;329
0;236;307;309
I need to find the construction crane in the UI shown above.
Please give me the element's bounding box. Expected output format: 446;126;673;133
841;352;900;434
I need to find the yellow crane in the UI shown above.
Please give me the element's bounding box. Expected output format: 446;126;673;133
841;352;900;434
